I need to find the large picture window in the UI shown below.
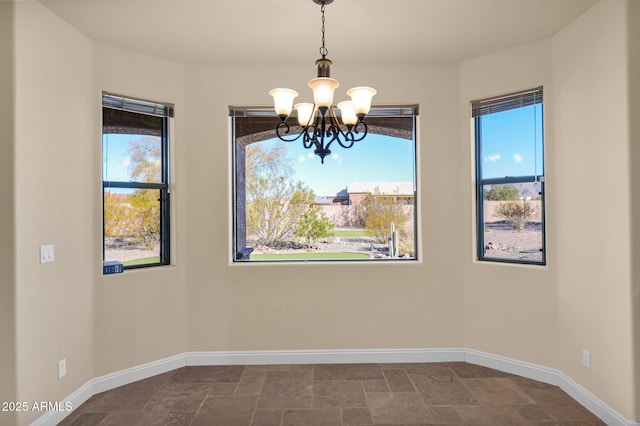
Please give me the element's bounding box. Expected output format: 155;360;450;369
473;87;545;264
102;93;173;269
231;105;418;262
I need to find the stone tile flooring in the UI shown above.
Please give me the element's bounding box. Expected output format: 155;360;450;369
59;362;606;425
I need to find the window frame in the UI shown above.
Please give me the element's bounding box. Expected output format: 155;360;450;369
473;87;546;265
230;104;419;263
102;93;173;270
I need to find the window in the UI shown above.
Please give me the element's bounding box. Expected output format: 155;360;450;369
473;87;545;264
231;105;418;262
102;93;173;269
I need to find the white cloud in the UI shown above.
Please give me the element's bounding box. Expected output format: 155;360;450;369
298;156;306;163
121;157;130;167
307;152;315;159
331;154;340;161
486;154;500;162
513;154;524;163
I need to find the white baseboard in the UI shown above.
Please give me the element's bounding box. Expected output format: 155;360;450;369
33;348;637;426
464;348;559;385
557;372;636;426
465;349;638;426
92;353;186;395
31;353;188;426
187;347;465;366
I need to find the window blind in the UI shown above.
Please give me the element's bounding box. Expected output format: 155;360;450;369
471;87;542;117
229;105;419;118
103;92;174;118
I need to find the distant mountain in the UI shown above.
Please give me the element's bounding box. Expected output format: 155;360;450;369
513;182;544;199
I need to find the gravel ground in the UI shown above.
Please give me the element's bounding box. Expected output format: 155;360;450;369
106;224;543;263
104;237;158;262
251;235;391;258
483;221;543;262
105;248;158;262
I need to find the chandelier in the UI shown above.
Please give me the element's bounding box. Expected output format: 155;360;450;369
269;0;377;163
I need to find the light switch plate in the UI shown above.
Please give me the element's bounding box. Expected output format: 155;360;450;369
40;244;54;264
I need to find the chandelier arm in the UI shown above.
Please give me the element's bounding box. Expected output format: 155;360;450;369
298;108;321;149
323;123;343;151
301;106;319;131
332;129;354;149
327;106;359;148
299;124;316;151
347;120;369;143
274;121;306;143
302;128;317;149
328;105;341;126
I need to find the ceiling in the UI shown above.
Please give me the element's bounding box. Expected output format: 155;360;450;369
39;0;599;65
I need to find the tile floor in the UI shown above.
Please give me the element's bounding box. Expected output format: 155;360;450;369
59;362;605;425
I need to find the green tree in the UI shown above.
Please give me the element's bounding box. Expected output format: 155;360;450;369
484;184;520;201
245;141;292;185
294;207;334;248
104;137;163;249
127;136;162;182
103;191;131;238
128;189;160;250
103;189;159;250
124;137;163;249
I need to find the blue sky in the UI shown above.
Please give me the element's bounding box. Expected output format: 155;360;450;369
103;134;161;182
103;134;137;182
104;133;415;196
105;104;541;197
479;104;543;179
257;134;416;196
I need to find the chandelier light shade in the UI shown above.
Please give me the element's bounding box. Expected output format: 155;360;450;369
269;88;299;117
347;87;378;116
269;0;376;163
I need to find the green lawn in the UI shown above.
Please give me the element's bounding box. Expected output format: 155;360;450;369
251;252;369;260
123;256;160;266
331;229;368;237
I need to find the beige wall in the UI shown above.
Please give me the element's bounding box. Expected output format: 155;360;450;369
552;0;635;418
92;43;188;377
629;0;640;418
460;40;558;368
4;0;640;424
13;2;94;424
459;1;638;417
0;3;17;426
184;62;465;352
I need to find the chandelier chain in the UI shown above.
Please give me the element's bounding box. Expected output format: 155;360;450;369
319;2;328;57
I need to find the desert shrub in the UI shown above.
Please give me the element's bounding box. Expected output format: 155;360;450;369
246;141;319;247
495;200;535;231
359;189;410;244
338;205;363;228
247;175;315;246
397;229;415;257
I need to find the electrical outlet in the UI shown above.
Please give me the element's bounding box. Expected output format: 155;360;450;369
582;349;591;368
58;358;66;379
